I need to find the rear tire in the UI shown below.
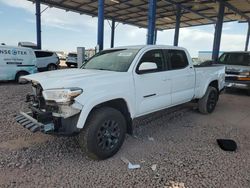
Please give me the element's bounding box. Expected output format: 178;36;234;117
198;86;218;114
47;64;57;71
15;71;29;84
247;90;250;96
78;107;126;160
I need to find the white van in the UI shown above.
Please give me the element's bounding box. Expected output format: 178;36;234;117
0;45;37;83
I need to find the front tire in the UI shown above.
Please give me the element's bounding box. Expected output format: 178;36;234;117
78;107;126;160
198;86;218;114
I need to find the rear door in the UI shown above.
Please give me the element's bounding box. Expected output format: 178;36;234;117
134;49;172;116
164;49;195;105
35;51;53;68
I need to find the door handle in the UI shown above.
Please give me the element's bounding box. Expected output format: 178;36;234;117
162;78;170;81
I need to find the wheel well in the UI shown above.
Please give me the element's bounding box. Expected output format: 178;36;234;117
15;71;29;80
209;80;219;92
92;99;133;135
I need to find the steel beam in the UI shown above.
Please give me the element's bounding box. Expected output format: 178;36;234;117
245;22;250;51
174;4;181;46
212;1;225;61
36;0;41;49
111;19;115;48
147;0;157;45
164;0;215;23
219;0;250;22
97;0;104;51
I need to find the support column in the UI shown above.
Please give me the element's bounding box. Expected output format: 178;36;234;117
97;0;104;51
212;1;225;61
147;0;157;45
245;22;250;51
36;0;41;49
174;4;181;46
111;19;115;48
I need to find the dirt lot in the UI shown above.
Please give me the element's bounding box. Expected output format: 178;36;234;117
0;83;249;188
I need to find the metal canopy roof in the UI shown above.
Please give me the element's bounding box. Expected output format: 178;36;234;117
28;0;250;30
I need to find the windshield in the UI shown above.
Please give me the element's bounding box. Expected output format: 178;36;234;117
68;53;77;57
82;49;139;72
218;53;250;66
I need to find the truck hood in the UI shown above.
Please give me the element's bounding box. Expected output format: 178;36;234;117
23;69;119;89
224;65;250;73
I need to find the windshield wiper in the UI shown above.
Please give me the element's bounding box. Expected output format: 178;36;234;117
95;68;112;71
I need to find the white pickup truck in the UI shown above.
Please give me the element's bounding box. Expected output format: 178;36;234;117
16;45;225;159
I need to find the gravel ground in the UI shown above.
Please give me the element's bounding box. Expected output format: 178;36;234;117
0;83;250;188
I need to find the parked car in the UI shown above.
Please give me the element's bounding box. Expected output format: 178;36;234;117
217;51;250;95
0;45;37;83
34;50;59;71
66;53;77;67
16;45;225;159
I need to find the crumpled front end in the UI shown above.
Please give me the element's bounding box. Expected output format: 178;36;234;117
225;70;250;90
15;82;83;135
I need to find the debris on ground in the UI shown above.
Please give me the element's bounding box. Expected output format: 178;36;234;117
128;162;140;169
121;157;140;170
148;136;154;141
217;139;237;151
164;181;185;188
151;164;157;171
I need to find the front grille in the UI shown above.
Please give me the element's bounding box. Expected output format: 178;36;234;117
225;71;240;75
225;76;238;81
31;83;59;113
32;84;46;109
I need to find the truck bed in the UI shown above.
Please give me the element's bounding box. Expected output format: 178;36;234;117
194;64;225;98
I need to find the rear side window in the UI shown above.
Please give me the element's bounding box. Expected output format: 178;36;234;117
167;50;189;70
137;49;165;73
35;51;53;58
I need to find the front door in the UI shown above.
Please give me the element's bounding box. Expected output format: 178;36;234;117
134;49;172;116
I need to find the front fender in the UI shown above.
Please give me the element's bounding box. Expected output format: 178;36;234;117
75;95;134;129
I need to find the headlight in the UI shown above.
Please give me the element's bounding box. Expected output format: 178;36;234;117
42;88;83;103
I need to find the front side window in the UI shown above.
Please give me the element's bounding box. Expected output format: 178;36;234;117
168;50;189;70
137;49;165;73
83;49;139;72
219;53;227;63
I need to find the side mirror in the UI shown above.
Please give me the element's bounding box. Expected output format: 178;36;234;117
138;62;158;73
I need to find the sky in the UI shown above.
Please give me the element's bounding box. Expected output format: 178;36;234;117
0;0;248;57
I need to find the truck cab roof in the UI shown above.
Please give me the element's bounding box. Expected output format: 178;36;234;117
105;45;187;51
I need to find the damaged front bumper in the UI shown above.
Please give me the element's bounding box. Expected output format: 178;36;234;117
15;99;82;136
15;112;54;133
